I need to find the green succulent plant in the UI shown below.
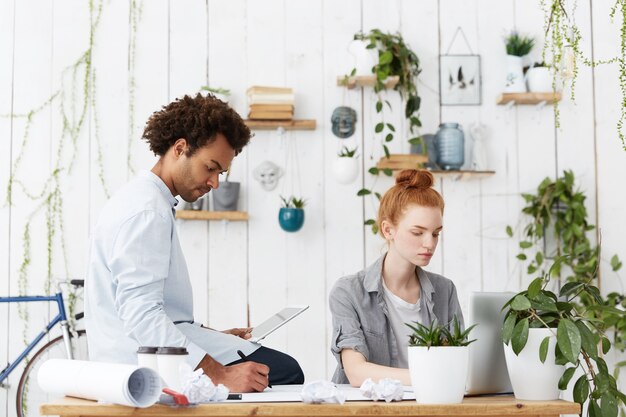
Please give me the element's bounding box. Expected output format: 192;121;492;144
338;146;358;158
280;196;306;209
406;316;477;348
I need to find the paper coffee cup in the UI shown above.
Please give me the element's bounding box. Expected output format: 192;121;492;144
156;347;188;391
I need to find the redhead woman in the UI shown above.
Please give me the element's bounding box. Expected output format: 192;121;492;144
329;169;464;386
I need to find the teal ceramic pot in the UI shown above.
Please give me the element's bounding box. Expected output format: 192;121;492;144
278;208;305;232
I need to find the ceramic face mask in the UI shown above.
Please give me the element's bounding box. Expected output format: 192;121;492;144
331;106;357;139
253;161;283;191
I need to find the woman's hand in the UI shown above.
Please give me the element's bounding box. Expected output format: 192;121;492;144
222;327;253;340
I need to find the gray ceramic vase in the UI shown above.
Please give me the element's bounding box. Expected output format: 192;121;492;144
212;181;240;211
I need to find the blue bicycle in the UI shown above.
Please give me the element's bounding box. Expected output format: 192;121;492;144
0;279;89;417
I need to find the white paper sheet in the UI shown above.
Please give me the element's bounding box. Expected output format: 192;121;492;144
38;359;162;407
230;384;415;403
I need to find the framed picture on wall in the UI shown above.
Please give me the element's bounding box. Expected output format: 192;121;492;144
439;54;482;105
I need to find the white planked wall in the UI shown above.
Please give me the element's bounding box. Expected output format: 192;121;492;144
1;1;625;415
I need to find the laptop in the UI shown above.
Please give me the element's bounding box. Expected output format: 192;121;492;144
465;292;515;395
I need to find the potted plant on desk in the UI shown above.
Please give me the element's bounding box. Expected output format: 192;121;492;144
501;266;626;413
406;317;476;404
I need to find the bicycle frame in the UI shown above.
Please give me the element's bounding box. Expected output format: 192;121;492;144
0;290;72;386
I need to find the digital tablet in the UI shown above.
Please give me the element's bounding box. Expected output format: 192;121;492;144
249;305;309;343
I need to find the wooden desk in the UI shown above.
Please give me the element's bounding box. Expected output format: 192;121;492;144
41;395;580;417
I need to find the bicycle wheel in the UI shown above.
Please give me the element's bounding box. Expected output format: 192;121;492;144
16;330;88;417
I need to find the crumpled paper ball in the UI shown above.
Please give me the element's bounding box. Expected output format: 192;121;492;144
359;378;404;402
300;380;346;404
180;365;229;403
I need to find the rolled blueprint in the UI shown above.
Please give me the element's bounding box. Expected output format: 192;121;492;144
38;359;161;407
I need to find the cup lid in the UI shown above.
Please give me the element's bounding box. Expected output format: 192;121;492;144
156;346;188;355
137;346;158;354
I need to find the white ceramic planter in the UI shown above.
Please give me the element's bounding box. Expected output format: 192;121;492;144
526;67;553;92
348;39;377;76
408;346;469;404
503;328;564;400
333;157;359;184
504;55;527;93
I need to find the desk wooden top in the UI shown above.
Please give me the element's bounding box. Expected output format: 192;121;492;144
41;395;581;417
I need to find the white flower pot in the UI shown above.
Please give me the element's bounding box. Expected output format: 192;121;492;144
333;157;359;184
503;328;564;400
408;346;469;404
526;67;553;92
504;55;527;93
348;39;377;76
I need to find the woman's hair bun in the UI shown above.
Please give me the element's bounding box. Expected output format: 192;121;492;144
395;169;434;190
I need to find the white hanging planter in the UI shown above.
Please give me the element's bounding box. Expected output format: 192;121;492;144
526;66;553;92
503;328;564;400
333;157;359;184
348;39;377;76
504;55;527;93
408;346;469;404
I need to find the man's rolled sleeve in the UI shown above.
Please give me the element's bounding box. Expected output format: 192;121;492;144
329;283;369;366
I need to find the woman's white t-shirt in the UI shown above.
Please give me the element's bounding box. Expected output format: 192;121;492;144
381;279;426;368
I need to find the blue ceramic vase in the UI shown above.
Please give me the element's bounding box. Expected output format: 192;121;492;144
434;123;465;170
278;208;305;232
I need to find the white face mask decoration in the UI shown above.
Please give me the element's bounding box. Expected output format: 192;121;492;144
253;161;283;191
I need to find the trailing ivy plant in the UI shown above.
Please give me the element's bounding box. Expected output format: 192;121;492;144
342;29;422;234
506;170;624;367
2;0;113;351
540;0;626;149
502;269;626;417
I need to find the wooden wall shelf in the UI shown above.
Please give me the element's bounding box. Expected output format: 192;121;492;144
336;75;400;89
244;119;316;130
431;170;495;180
376;154;429;170
175;210;249;221
496;92;562;105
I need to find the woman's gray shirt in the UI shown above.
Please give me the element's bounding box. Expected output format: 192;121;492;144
329;254;464;384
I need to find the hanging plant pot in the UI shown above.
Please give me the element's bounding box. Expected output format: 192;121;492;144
212;181;240;211
278;208;305;232
333;157;359;184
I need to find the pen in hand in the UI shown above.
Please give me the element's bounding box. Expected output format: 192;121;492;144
237;350;272;388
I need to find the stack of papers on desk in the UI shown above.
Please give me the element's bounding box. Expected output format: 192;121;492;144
229;384;415;402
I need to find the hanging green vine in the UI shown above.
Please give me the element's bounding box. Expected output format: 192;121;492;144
127;0;144;175
3;0;110;347
343;29;422;234
541;0;626;149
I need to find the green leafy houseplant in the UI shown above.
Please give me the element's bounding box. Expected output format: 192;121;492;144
200;86;231;97
506;170;624;351
505;32;536;56
344;29;422;234
406;317;477;348
501;272;626;416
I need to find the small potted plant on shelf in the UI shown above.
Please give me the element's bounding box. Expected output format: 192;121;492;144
212;167;240;211
504;31;535;93
501;268;626;412
406;317;476;404
333;146;359;185
526;62;553;93
278;196;306;232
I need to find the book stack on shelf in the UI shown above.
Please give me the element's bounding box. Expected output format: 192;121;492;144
247;86;295;120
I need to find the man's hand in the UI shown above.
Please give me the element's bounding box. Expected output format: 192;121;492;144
222;327;252;340
196;354;269;392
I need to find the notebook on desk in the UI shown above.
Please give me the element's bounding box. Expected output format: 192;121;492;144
465;292;514;395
